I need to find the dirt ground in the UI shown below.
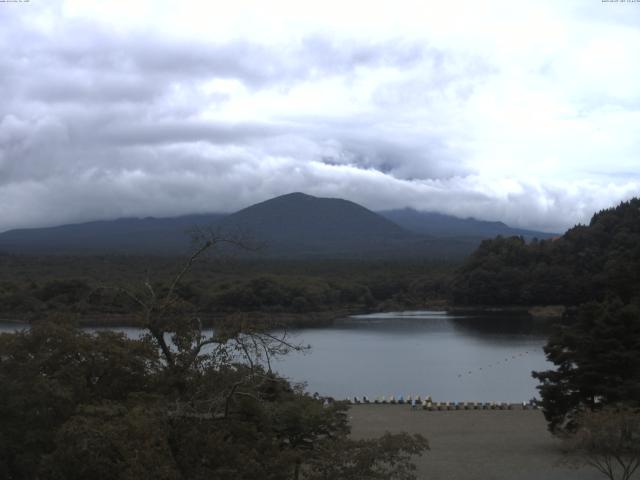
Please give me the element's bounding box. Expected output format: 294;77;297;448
348;405;603;480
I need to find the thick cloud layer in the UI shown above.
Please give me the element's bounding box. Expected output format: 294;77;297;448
1;0;639;233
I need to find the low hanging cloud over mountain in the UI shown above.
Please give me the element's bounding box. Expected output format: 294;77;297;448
1;0;639;234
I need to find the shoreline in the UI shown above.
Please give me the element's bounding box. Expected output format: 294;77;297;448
446;304;565;319
0;309;357;329
0;304;565;329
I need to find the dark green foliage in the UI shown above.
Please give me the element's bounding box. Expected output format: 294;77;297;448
0;320;159;479
532;301;640;433
0;235;437;477
0;317;428;480
35;279;91;305
0;240;429;479
305;433;429;480
0;256;454;322
452;198;640;306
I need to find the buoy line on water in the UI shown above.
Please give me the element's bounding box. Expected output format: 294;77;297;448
339;395;540;411
455;345;544;379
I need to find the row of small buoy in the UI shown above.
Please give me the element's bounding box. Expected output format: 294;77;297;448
347;394;430;405
457;349;540;378
343;395;539;410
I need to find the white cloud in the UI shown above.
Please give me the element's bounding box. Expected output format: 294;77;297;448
0;0;639;233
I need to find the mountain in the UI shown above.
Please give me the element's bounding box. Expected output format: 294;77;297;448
378;208;556;239
0;193;550;259
215;192;417;257
221;193;408;240
0;193;423;257
0;214;226;255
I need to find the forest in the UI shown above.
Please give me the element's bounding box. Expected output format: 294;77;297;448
0;244;431;480
452;198;640;307
449;199;640;437
0;256;453;327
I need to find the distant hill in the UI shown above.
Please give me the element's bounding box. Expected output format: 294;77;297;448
0;214;226;255
0;193;552;259
451;197;640;306
378;208;556;239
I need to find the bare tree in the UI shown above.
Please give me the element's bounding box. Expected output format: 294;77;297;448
564;408;640;480
116;229;306;416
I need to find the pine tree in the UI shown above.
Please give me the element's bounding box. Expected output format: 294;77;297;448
533;301;640;433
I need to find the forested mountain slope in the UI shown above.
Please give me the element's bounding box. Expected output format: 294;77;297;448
452;198;640;305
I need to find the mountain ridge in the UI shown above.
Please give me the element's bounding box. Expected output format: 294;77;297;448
379;208;557;239
0;193;556;258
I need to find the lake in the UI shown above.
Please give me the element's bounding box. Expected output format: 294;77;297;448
0;310;551;402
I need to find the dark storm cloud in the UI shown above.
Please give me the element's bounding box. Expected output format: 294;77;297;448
22;68;164;106
315;135;467;180
94;120;287;147
0;10;468;181
1;12;462;183
4;14;437;107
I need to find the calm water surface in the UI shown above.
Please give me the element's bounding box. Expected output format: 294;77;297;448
0;310;551;402
273;311;550;402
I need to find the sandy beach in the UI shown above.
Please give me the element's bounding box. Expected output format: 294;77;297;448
348;405;602;480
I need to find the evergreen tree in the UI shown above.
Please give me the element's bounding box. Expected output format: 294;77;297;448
532;301;640;433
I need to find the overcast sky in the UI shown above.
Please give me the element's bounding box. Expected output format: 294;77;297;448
1;0;639;233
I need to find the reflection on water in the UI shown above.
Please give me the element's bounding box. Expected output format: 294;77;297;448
0;311;552;402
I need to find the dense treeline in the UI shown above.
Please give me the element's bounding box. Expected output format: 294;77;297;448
452;198;640;306
0;256;453;325
533;300;640;432
0;241;430;479
0;316;428;479
447;198;640;435
479;198;640;436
